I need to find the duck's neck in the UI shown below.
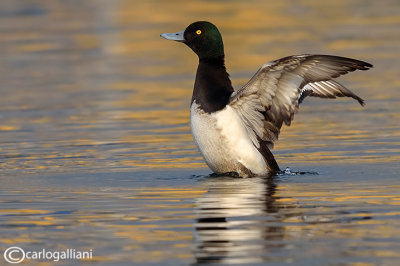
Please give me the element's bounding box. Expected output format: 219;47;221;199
192;56;234;113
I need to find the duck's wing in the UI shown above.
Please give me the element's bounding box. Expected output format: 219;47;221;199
229;54;372;148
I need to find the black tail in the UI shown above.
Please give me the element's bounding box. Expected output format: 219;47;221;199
258;141;280;173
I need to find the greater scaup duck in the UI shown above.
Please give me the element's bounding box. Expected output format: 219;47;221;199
161;21;372;178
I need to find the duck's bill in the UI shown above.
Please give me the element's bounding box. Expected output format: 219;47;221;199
160;30;185;42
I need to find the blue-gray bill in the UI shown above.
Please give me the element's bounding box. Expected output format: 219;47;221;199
160;30;185;42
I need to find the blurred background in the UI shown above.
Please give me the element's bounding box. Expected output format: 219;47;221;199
0;0;399;176
0;1;399;265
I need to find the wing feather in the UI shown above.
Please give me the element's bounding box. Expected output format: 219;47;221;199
230;54;372;148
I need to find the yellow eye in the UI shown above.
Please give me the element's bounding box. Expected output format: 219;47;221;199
196;30;202;35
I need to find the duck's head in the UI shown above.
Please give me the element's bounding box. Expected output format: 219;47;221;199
161;21;224;60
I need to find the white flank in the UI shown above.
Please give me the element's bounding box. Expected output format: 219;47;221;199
190;102;267;176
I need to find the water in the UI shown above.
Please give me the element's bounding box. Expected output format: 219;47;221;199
0;0;399;265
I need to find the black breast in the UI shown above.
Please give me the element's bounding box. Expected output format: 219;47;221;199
191;57;234;113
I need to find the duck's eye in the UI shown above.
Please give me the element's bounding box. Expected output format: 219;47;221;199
196;30;202;35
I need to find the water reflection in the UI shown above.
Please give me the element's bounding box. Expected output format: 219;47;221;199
193;170;400;265
194;175;285;264
0;169;399;265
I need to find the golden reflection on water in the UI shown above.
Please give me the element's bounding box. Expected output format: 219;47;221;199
0;0;399;175
0;1;400;264
1;176;399;265
195;177;400;264
0;187;204;264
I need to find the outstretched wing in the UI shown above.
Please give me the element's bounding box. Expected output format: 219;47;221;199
229;54;372;148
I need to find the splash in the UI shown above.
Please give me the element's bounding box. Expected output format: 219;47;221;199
277;167;319;176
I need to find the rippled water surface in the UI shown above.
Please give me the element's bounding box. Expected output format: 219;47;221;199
1;0;399;265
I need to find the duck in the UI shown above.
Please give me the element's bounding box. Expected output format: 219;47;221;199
161;21;372;178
